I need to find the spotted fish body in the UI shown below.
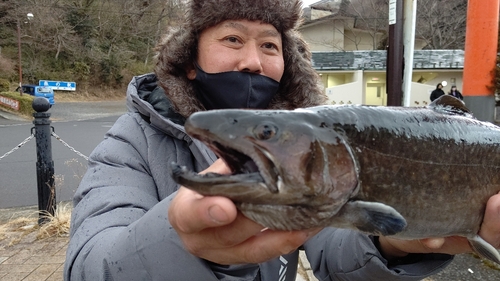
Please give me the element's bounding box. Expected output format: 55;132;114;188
171;96;500;264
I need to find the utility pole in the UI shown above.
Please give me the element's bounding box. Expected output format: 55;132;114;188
386;0;404;106
402;0;417;107
16;13;33;96
17;19;23;96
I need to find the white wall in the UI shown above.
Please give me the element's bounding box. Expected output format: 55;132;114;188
408;82;435;106
321;72;356;87
301;20;382;51
325;71;364;105
320;70;463;106
301;21;345;51
300;19;427;51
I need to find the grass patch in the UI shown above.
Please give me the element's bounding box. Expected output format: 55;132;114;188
0;202;72;246
0;91;35;118
54;86;126;102
38;203;72;239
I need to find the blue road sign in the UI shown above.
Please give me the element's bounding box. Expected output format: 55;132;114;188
39;80;76;91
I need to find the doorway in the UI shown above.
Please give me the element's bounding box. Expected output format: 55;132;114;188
365;83;386;105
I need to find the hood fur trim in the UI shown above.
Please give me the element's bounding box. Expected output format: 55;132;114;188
154;0;327;117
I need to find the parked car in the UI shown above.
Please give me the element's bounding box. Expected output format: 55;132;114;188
15;85;55;106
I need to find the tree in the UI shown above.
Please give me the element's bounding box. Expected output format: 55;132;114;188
344;0;389;50
305;0;467;51
0;0;186;89
415;0;467;49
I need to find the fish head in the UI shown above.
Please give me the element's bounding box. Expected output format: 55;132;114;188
172;108;360;229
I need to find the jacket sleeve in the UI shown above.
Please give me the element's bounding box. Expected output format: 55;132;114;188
303;228;453;281
63;114;220;281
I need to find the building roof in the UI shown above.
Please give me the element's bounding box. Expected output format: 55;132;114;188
311;50;464;71
301;0;355;25
309;0;343;12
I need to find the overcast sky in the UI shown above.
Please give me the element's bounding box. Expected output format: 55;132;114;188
302;0;318;7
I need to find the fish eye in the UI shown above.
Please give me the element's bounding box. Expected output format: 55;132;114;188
253;123;278;140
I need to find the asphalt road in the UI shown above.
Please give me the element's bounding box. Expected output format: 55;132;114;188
0;100;127;208
425;253;500;281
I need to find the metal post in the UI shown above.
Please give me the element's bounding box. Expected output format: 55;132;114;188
402;0;417;107
386;0;404;106
32;97;55;224
17;19;23;96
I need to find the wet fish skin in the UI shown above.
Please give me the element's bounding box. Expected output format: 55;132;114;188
171;96;500;263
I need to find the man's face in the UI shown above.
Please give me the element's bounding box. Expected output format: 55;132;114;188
187;19;285;83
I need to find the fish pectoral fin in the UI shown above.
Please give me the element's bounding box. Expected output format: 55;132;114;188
330;201;407;236
469;235;500;265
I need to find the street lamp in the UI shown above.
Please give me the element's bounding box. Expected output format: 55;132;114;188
17;12;34;96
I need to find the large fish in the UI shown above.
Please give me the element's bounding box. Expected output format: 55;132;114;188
171;95;500;264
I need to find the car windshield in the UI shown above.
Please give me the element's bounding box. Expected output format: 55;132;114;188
38;87;52;93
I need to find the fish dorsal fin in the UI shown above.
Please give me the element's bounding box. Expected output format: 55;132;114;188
429;95;473;117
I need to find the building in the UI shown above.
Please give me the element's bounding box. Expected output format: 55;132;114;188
312;50;464;106
300;0;465;106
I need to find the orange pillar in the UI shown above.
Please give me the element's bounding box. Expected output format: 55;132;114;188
462;0;499;122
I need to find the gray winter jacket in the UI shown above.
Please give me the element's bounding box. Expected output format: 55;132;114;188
64;73;453;280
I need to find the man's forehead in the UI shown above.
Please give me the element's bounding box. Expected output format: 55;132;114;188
221;20;280;37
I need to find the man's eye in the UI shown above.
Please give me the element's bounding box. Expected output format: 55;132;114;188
263;42;278;50
225;36;239;43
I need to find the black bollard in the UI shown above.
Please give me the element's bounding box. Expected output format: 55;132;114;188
32;97;55;225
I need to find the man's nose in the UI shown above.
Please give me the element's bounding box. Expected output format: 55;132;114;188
237;44;263;74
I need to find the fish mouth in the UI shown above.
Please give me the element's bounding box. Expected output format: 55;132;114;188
170;129;283;197
204;138;280;193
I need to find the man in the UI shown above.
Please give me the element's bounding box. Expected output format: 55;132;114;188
430;83;445;101
65;0;500;280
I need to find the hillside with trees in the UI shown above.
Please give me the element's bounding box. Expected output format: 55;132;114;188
1;0;498;99
0;0;186;95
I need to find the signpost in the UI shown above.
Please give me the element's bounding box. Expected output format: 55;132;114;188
39;80;76;91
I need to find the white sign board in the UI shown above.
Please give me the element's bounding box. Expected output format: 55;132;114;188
389;0;397;25
39;80;76;91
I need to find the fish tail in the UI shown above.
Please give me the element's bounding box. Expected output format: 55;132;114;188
469;235;500;265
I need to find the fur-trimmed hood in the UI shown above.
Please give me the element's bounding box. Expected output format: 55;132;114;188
154;0;327;118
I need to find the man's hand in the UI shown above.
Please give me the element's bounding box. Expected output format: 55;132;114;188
379;192;500;261
168;159;320;264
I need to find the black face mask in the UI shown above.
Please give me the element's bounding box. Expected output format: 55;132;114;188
192;63;280;110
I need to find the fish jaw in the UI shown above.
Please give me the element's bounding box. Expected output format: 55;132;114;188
170;162;275;202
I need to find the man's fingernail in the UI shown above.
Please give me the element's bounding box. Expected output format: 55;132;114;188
424;238;445;249
208;205;229;224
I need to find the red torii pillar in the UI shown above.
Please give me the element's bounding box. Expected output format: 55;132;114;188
462;0;499;122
